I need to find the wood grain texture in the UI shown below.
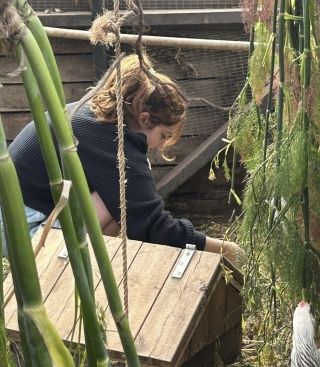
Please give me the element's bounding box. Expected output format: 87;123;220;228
4;228;243;366
0;82;90;110
0;54;93;84
5;228;67;330
135;250;221;366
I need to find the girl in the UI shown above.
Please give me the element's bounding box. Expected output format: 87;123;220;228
3;54;243;266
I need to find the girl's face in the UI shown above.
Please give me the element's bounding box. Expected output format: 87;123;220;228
143;123;177;150
134;112;178;150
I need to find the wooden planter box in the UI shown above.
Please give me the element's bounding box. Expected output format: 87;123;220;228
4;228;242;366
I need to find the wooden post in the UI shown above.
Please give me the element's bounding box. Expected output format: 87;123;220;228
91;0;107;81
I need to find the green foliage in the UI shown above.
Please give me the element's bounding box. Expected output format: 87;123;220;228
249;22;273;104
226;2;320;365
0;320;15;367
229;104;264;168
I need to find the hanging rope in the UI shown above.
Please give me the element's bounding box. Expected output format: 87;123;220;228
113;0;129;317
89;0;144;317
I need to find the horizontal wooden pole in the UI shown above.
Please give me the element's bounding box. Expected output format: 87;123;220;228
44;27;250;52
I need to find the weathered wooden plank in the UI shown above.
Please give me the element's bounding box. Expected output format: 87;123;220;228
156;122;228;199
0;82;90;110
148;136;206;165
2;227;46;303
91;0;107;81
181;277;226;363
49;37;93;54
4;227;243;366
2;112;32;141
0;38;92;55
5;228;67;330
224;282;242;330
151;166;174;183
135;250;221;366
3;105;226;146
105;243;181;356
48;236;122;341
64;237;142;341
0;54;93;84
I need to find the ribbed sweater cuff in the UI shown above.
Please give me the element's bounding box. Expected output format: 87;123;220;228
194;230;206;251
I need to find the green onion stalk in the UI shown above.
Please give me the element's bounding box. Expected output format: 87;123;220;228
0;116;73;366
18;20;140;367
16;45;110;367
301;0;312;300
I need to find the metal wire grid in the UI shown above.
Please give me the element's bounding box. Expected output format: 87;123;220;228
105;0;240;10
28;0;90;11
139;29;248;138
28;0;240;11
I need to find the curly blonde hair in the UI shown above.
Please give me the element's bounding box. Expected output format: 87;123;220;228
90;53;187;149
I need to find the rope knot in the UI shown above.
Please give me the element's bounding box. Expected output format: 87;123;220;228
89;11;119;47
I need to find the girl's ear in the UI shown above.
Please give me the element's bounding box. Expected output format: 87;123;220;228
138;112;153;129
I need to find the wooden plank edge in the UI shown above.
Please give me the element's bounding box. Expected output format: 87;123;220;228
175;271;224;367
156;122;228;199
173;263;223;367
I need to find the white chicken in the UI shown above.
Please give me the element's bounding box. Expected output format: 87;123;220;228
291;301;320;367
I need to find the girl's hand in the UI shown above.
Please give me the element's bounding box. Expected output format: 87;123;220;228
204;236;246;269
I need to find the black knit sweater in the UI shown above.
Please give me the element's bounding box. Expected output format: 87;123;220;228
9;104;206;250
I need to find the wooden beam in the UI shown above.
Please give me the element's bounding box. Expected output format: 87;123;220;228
91;0;107;81
38;8;243;27
45;27;250;52
156;122;228;199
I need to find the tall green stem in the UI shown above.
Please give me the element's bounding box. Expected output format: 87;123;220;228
15;1;95;301
0;117;73;366
14;4;98;361
277;0;286;159
15;0;65;106
301;0;312;299
17;45;110;366
19;28;140;366
263;0;278;168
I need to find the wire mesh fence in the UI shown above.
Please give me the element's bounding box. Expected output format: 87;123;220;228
28;0;241;11
28;0;90;11
123;28;248;138
105;0;241;10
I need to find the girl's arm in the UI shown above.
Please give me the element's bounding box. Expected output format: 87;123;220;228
91;191;120;236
